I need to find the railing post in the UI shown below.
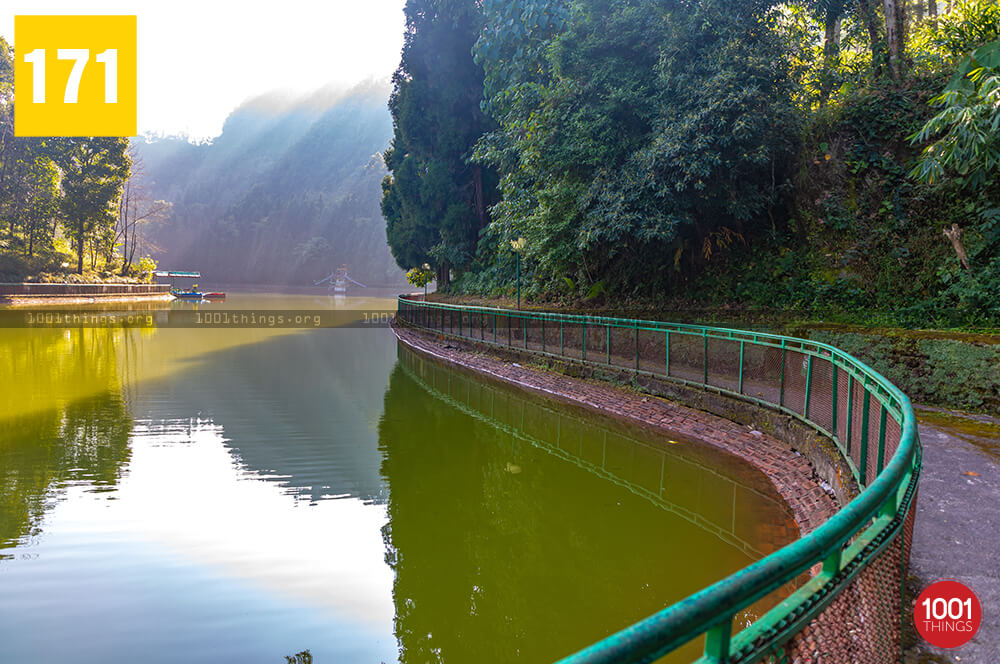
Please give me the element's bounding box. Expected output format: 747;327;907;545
876;404;887;475
665;330;670;377
779;341;786;407
583;321;587;362
493;313;497;343
560;320;564;355
822;547;842;578
606;324;611;365
703;329;708;385
846;374;854;455
738;340;745;394
832;363;839;436
635;322;639;371
542;317;546;353
804;355;814;418
859;389;871;485
704;618;732;663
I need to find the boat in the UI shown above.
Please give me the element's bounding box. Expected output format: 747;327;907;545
203;292;226;300
158;271;205;301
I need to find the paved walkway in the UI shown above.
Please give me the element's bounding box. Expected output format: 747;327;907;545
907;410;1000;663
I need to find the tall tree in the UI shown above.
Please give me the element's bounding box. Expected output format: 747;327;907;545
884;0;908;77
856;0;890;75
381;0;499;289
472;0;799;293
114;147;171;274
57;138;130;273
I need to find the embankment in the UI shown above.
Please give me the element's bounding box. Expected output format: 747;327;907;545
0;282;172;306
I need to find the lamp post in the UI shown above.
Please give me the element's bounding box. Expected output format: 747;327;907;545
510;237;526;309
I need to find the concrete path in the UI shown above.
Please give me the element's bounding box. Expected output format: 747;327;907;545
907;410;1000;663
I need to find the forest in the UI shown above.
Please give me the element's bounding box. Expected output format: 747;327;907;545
136;83;404;287
382;0;1000;326
2;32;404;287
0;38;143;281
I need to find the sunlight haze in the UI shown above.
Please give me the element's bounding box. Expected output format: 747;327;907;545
0;0;405;138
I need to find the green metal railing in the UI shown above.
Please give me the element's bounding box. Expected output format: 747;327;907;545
396;295;921;664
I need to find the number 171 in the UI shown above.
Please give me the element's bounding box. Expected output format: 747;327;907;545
23;48;118;104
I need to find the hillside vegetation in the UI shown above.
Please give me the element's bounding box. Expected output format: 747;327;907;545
382;0;1000;327
138;83;404;287
1;38;137;282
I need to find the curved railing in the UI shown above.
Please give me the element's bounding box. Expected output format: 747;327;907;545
397;343;791;560
396;295;921;664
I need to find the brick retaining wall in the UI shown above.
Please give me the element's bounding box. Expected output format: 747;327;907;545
0;282;171;305
393;323;840;539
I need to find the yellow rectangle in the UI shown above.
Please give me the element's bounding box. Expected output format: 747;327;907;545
14;15;137;137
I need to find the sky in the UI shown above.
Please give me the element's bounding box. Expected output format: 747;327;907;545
0;0;406;139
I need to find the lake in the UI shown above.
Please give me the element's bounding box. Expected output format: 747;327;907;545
0;293;796;663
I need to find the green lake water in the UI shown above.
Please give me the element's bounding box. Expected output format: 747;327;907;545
0;294;797;663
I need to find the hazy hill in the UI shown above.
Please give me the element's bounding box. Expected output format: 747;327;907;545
135;82;404;287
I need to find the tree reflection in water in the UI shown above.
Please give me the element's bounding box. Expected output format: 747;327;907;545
377;345;797;664
0;328;133;553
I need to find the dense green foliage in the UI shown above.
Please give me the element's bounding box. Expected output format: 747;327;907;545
137;84;404;286
0;38;134;280
382;0;1000;327
805;329;1000;412
381;0;499;289
472;0;800;294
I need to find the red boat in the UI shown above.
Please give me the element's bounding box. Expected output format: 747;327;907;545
203;292;226;300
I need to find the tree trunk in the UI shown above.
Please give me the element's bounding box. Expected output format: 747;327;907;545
819;10;843;106
883;0;905;79
944;224;970;270
915;0;924;22
437;261;451;291
858;0;887;75
121;222;129;274
929;0;937;17
77;218;85;274
472;165;487;230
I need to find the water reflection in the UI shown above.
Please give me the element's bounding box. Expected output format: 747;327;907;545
1;296;798;664
128;327;396;503
0;313;400;663
0;328;133;553
378;345;798;662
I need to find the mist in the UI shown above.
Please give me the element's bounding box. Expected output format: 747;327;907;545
134;81;404;287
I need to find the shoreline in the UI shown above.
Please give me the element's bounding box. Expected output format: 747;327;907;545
420;293;1000;417
0;282;172;307
391;322;839;540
